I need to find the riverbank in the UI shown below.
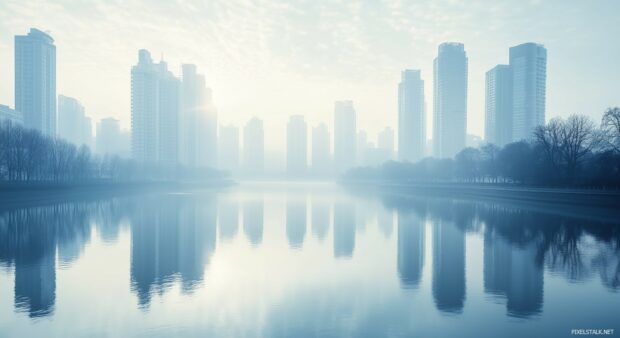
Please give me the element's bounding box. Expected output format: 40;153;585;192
343;180;620;209
0;179;235;209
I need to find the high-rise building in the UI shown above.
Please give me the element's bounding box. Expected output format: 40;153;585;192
509;43;547;141
243;117;264;175
356;130;369;166
0;105;23;125
286;115;308;176
58;95;90;147
433;43;468;159
131;50;181;164
180;64;217;168
311;123;331;176
96;117;122;156
485;65;513;147
377;126;395;160
15;28;56;135
157;61;181;165
398;70;425;162
334;101;356;173
218;125;240;173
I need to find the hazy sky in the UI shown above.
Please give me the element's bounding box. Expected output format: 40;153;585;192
1;0;619;150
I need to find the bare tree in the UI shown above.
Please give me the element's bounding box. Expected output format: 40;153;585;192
559;115;600;180
601;107;620;153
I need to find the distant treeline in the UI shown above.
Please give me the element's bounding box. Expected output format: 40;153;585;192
345;108;620;188
0;121;224;183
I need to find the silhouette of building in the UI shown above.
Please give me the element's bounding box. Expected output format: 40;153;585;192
432;220;466;313
334;101;357;173
218;125;240;173
286;196;307;249
287;115;308;176
0;104;23;125
131;50;181;164
433;43;468;158
377;127;395;160
397;211;425;289
218;198;239;241
485;65;513;147
510;43;547;141
333;202;355;258
180;64;217;168
15;28;56;136
398;70;426;162
243;117;264;175
243;198;264;245
311;123;331;176
311;198;330;241
484;229;543;317
58;95;91;147
96;117;124;156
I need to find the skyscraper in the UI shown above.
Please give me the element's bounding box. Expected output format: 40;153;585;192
180;64;218;168
485;65;513;147
311;123;331;176
58;95;89;147
218;125;240;173
509;43;547;141
0;105;23;126
398;70;425;162
433;43;468;159
243;117;264;175
131;50;181;164
15;28;56;135
334;101;356;173
157;61;181;165
286;115;308;176
377;126;395;160
96;117;122;156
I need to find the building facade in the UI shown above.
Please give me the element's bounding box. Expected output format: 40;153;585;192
334;101;357;173
485;65;513;147
398;70;426;162
509;43;547;141
433;42;468;159
15;28;56;136
243;117;264;175
286;115;308;176
311;123;331;176
58;95;90;147
0;105;23;125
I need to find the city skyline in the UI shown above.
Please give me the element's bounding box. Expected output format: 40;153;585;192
1;1;619;152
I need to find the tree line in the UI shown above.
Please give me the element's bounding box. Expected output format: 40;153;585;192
345;108;620;188
0;121;224;183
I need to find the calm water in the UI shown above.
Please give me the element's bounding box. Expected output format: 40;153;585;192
0;182;619;338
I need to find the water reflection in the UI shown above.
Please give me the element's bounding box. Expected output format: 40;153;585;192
333;202;355;258
286;196;307;249
0;186;618;331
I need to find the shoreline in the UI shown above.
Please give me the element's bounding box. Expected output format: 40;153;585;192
342;180;620;209
0;179;235;210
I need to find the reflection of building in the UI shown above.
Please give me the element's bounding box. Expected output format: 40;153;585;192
333;202;355;258
398;70;426;162
484;229;543;317
311;199;330;241
218;198;239;241
286;197;307;248
432;220;465;313
397;211;425;288
243;198;264;246
15;28;56;136
130;195;217;306
433;42;468;159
